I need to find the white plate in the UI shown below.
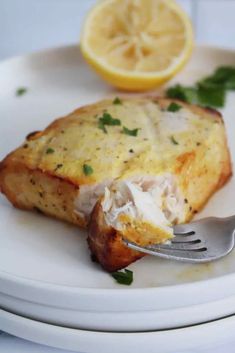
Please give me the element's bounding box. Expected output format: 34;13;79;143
1;45;235;332
1;308;235;353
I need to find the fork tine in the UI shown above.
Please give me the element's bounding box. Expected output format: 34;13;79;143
146;247;209;261
125;241;210;262
173;233;198;242
124;215;235;263
172;236;200;243
173;224;195;235
155;241;205;251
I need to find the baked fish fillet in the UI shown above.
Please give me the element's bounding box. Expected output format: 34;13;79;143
0;98;232;271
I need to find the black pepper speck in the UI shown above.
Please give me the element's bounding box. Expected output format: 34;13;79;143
54;164;63;172
30;179;36;185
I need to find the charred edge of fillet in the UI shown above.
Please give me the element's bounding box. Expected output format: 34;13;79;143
26;131;42;140
202;106;222;118
87;201;145;272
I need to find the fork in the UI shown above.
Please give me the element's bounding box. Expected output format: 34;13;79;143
124;216;235;263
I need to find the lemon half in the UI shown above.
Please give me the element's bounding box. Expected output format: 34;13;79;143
81;0;193;91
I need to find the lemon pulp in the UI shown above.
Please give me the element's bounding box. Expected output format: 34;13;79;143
81;0;193;91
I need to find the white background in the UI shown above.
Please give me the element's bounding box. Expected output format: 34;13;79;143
0;0;235;352
0;0;235;61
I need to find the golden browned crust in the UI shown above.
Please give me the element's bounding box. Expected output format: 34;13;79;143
0;97;232;272
88;202;145;272
87;100;232;271
88;156;232;272
0;156;86;227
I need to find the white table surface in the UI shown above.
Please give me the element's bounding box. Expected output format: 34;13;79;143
0;0;235;352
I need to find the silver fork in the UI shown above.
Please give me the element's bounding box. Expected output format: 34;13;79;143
124;216;235;263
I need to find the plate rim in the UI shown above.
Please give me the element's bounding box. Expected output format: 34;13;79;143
1;42;235;65
1;308;235;353
1;43;235;303
1;266;235;313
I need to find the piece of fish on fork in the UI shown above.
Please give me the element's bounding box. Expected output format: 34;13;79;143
124;216;235;263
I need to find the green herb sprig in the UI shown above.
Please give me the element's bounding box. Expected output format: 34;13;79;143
98;111;140;137
16;87;27;97
83;164;94;176
122;126;139;137
166;66;235;108
46;148;55;154
199;66;235;90
98;112;121;133
113;97;122;105
167;102;182;112
111;269;133;285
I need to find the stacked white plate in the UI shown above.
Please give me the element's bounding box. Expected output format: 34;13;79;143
1;45;235;353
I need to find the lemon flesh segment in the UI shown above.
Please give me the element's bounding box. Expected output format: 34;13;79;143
81;0;194;91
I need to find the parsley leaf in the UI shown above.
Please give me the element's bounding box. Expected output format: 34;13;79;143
166;85;197;104
198;66;235;90
83;164;94;176
111;269;133;285
98;112;121;133
98;120;107;133
197;85;225;108
122;126;139;137
167;102;182;112
166;66;235;109
166;83;225;108
170;136;179;145
113;97;122;105
16;87;27;97
46;148;55;154
99;112;121;126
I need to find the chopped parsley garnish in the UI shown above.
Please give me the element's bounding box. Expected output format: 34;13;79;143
98;120;107;133
83;164;94;176
16;87;27;97
167;102;182;112
170;136;179;145
100;112;121;125
166;85;197;104
166;83;224;108
122;126;139;137
113;97;122;105
197;85;225;108
166;66;235;108
46;148;55;154
198;66;235;90
98;112;121;133
111;269;133;285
